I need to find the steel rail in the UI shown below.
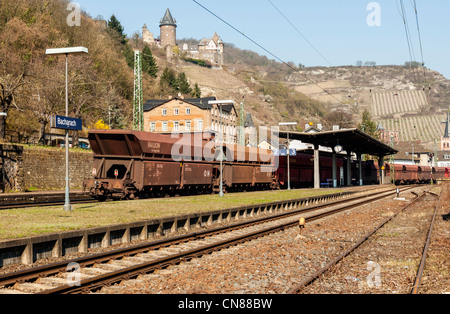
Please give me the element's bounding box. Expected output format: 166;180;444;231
0;187;402;288
287;189;429;294
0;198;97;210
36;187;414;294
411;189;443;294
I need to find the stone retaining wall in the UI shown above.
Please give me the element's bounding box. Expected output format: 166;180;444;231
1;144;93;192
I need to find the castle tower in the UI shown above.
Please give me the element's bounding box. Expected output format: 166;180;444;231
159;8;177;48
441;112;450;151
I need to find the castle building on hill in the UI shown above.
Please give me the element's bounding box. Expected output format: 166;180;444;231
142;8;224;67
142;24;157;46
159;8;177;48
142;8;176;48
181;32;224;68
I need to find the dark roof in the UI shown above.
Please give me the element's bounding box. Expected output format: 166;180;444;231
279;128;398;157
160;8;177;27
437;151;450;161
244;114;255;128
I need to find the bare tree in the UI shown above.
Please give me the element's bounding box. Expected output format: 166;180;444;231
0;72;26;140
324;110;355;130
28;66;65;145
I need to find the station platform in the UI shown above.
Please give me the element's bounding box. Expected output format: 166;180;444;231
0;190;86;205
0;185;392;267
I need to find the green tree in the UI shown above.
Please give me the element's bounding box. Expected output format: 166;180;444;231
107;15;134;67
159;67;178;95
142;45;158;78
192;83;201;98
358;109;378;138
107;14;126;45
123;43;134;68
177;72;192;95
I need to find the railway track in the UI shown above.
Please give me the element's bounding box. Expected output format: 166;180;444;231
0;185;405;210
411;188;444;294
0;191;96;210
0;198;98;210
287;186;444;294
0;186;415;294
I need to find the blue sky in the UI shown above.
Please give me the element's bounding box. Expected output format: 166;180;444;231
75;0;450;78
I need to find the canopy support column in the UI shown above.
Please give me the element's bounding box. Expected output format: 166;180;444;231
357;153;363;186
332;152;337;188
314;143;320;189
346;151;352;186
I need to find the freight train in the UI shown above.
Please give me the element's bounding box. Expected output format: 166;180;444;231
83;130;275;200
384;163;449;184
83;130;449;200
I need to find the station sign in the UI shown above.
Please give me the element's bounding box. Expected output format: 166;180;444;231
51;115;83;131
274;149;297;156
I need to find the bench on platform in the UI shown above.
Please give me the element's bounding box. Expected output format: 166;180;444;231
321;179;334;188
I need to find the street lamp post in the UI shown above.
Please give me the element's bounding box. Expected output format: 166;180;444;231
209;100;235;197
279;122;297;190
45;47;88;211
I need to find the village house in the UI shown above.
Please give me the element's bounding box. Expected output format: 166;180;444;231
143;97;238;144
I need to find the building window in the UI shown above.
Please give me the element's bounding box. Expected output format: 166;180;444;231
162;122;168;132
186;120;191;131
197;120;203;131
186;107;191;115
174;121;179;131
162;108;167;116
174;108;179;116
150;122;156;132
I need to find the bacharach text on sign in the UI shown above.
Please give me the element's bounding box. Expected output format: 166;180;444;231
51;115;83;131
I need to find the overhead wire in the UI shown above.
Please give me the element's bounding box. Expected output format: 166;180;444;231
411;0;428;88
266;0;333;67
192;0;345;106
398;0;419;85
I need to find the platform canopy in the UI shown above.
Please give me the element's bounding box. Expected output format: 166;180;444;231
278;128;398;189
279;128;397;157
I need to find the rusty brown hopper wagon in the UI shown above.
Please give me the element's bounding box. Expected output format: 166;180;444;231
83;130;276;200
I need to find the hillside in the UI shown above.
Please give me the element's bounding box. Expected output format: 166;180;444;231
1;0;449;150
0;0;134;143
283;65;450;148
146;40;327;131
0;0;322;145
152;46;450;148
